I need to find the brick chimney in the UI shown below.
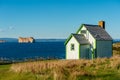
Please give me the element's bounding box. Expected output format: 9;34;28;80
98;21;105;29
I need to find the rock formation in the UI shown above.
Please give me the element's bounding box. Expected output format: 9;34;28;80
18;37;35;43
0;40;6;43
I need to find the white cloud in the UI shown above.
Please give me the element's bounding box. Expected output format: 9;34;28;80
0;26;15;33
0;29;4;32
8;26;14;30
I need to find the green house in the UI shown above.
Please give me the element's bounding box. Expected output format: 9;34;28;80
65;21;112;59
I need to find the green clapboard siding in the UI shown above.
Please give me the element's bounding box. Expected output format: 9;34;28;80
80;44;89;59
97;40;112;58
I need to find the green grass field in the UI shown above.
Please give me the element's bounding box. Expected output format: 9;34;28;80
0;43;120;80
0;64;36;80
0;56;120;80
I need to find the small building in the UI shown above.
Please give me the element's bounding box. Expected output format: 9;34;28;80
65;21;112;59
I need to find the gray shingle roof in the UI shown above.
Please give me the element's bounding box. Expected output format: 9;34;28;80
83;24;112;40
72;34;89;44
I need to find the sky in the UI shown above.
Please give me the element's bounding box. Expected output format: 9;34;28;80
0;0;120;39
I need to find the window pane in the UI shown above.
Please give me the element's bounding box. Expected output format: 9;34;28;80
71;44;74;51
81;30;86;34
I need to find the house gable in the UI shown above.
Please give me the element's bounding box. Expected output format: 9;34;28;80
64;34;74;45
66;35;80;59
76;24;84;34
75;24;96;49
65;24;88;45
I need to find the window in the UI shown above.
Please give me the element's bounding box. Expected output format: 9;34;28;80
71;44;75;51
81;30;86;34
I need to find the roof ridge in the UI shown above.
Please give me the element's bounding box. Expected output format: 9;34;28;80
72;33;83;35
83;24;98;26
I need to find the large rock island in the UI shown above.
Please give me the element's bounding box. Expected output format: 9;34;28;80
18;37;35;43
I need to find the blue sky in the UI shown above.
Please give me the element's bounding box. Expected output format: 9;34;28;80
0;0;120;39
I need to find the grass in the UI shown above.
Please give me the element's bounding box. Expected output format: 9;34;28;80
0;42;120;80
0;56;120;80
0;64;37;80
113;42;120;55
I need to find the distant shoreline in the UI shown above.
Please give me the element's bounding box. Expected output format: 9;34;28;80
0;38;66;42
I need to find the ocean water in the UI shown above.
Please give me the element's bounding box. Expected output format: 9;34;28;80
0;42;65;60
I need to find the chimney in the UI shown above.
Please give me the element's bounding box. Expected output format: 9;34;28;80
98;21;105;29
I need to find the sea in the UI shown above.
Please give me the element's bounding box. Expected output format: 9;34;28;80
0;41;65;61
0;39;118;62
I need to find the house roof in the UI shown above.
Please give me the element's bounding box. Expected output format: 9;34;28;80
83;24;112;40
72;34;90;44
65;23;112;45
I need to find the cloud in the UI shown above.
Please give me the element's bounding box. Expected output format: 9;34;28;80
8;26;14;30
0;26;14;32
0;29;4;32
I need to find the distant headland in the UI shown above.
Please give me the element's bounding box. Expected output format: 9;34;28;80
18;37;35;43
0;40;6;43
